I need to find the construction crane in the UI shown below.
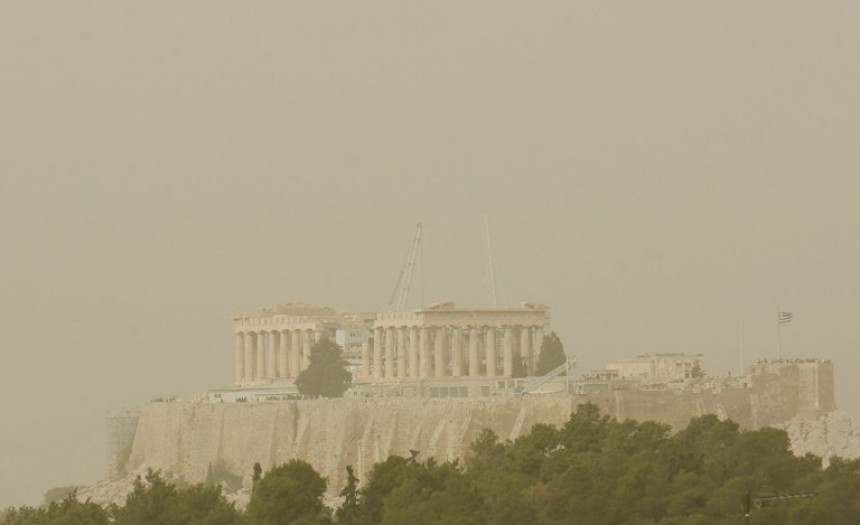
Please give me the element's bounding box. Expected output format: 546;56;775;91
481;216;498;308
388;222;423;311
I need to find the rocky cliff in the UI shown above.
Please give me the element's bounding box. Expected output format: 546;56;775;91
80;360;837;505
123;397;574;493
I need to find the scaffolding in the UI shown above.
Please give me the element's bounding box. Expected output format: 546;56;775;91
106;409;140;479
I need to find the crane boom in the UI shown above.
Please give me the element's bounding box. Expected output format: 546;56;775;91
482;216;498;308
388;222;423;311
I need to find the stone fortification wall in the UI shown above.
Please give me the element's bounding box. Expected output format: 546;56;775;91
747;360;836;421
125;361;831;496
126;397;574;493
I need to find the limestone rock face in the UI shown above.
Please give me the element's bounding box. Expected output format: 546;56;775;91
74;467;176;507
116;388;832;497
779;411;860;466
80;360;840;506
123;397;574;496
75;466;251;509
80;407;860;510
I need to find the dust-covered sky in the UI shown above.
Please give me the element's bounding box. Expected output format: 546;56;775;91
2;0;859;508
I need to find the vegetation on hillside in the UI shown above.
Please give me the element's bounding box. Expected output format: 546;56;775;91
6;403;860;524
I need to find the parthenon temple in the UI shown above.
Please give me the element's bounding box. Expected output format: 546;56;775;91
232;301;549;385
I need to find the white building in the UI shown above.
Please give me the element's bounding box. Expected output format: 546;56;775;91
605;353;703;381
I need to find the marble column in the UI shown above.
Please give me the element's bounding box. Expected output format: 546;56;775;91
385;327;396;379
290;330;301;379
503;327;514;377
485;328;496;378
451;328;462;377
409;327;419;378
373;327;383;379
419;327;430;378
302;330;312;371
235;333;244;384
397;328;407;378
434;328;445;377
469;327;480;377
278;330;289;379
520;327;532;376
243;331;255;383
361;342;371;379
255;331;266;380
266;331;278;379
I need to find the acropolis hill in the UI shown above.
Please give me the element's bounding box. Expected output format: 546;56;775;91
96;302;838;504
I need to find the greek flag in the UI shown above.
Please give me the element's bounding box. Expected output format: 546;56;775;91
778;311;794;324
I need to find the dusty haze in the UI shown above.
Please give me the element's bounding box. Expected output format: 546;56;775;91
1;0;859;509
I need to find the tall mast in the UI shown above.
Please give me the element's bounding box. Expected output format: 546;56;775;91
388;222;423;311
482;215;498;308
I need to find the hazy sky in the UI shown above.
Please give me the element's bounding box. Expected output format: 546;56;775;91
2;0;859;508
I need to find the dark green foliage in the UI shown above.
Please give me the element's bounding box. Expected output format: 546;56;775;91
690;360;705;379
536;331;566;375
352;456;410;525
457;404;857;525
9;405;860;525
245;460;330;525
351;453;485;525
335;466;360;525
295;337;352;398
4;473;239;525
252;462;263;488
1;494;107;525
111;469;241;525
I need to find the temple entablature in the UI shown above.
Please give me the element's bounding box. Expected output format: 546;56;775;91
230;300;552;388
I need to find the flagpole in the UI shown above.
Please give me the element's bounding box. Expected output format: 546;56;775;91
776;310;794;357
739;316;745;373
776;306;781;357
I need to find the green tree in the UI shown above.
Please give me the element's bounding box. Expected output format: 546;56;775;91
111;469;240;525
245;460;329;525
295;337;351;398
690;361;705;379
0;506;44;525
355;456;411;525
252;462;263;492
536;332;566;376
379;460;485;525
317;406;860;525
111;470;177;525
1;494;108;525
335;466;360;525
560;403;610;453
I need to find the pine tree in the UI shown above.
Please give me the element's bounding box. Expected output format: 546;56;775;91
336;466;361;525
536;331;566;375
295;337;352;398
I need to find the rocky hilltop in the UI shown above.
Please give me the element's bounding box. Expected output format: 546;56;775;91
77;359;845;506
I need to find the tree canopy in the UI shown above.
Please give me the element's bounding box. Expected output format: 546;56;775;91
536;331;566;375
1;494;108;525
245;460;329;525
295;337;352;398
111;469;240;525
9;405;860;525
